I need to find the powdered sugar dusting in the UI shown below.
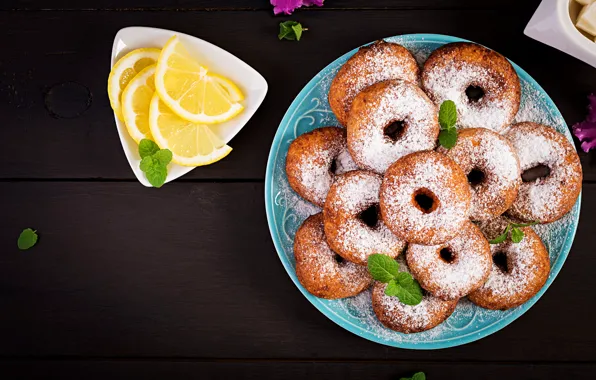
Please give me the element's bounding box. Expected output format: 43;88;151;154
441;129;521;221
423;63;515;132
325;171;405;264
348;80;438;173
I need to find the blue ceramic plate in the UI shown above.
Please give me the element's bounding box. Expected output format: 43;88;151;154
264;34;581;349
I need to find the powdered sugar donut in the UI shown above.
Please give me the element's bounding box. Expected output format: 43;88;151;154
372;258;458;333
324;170;406;265
406;221;491;300
329;40;420;126
286;127;359;207
380;151;471;245
347;80;439;173
438;128;521;221
469;219;550;310
505;122;582;223
422;42;520;133
294;213;372;299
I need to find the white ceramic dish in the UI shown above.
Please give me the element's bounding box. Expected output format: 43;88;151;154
111;27;268;187
525;0;596;68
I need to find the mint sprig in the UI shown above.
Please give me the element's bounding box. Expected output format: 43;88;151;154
438;100;458;149
400;372;426;380
18;228;38;250
138;139;172;188
489;221;539;244
367;254;423;306
278;21;307;41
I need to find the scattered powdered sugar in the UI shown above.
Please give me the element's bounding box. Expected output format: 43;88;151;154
334;149;359;175
325;171;405;263
423;63;516;133
441;129;521;221
505;123;581;222
380;153;470;244
407;222;491;300
349;80;438;173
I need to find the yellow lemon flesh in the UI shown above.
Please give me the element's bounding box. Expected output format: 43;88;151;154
108;48;161;121
121;64;157;143
148;93;232;166
155;36;244;124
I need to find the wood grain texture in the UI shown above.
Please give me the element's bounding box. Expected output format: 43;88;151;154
0;182;594;361
1;9;594;180
1;0;536;11
1;360;595;380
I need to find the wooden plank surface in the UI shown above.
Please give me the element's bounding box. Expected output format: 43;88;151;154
0;182;594;361
1;8;594;180
1;360;595;379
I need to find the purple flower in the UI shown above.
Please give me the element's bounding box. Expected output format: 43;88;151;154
271;0;324;15
572;94;596;152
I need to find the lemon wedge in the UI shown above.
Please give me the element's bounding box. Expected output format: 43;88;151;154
155;36;244;124
121;64;157;143
108;48;161;121
148;93;232;166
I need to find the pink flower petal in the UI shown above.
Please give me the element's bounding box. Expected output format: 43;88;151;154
271;0;323;15
573;94;596;152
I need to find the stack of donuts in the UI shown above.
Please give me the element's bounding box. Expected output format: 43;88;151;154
286;41;583;334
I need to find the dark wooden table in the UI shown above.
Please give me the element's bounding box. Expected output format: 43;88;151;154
1;0;596;378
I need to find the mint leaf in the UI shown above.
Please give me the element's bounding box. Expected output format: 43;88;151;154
489;225;511;244
18;228;38;250
153;149;173;166
439;100;457;130
139;139;160;159
395;271;412;284
279;21;305;41
144;164;168;188
367;254;399;283
438;128;457;149
412;373;426;380
385;279;400;297
140;156;155;172
511;227;524;243
393;272;424;306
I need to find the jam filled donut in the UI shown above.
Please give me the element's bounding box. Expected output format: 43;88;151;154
372;258;458;333
329;40;420;126
469;218;550;310
294;213;372;299
347;80;439;174
406;221;491;300
421;42;521;133
286;127;359;207
380;151;471;245
438;128;521;221
505;122;582;223
324;170;406;265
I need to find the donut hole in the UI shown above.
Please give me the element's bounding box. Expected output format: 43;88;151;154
465;85;485;103
413;189;439;214
467;168;486;187
358;204;380;228
333;254;345;264
329;159;338;175
439;247;456;264
384;120;406;142
522;164;551;183
493;251;509;273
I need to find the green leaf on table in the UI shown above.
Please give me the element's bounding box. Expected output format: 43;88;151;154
438;100;457;130
279;21;306;41
401;372;427;380
139;139;160;158
18;228;38;250
144;164;168;188
367;254;399;283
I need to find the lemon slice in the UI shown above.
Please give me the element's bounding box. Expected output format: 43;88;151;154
121;64;157;143
108;48;161;121
155;36;244;124
149;93;232;166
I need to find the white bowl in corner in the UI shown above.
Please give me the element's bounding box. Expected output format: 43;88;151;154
111;27;268;187
525;0;596;68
